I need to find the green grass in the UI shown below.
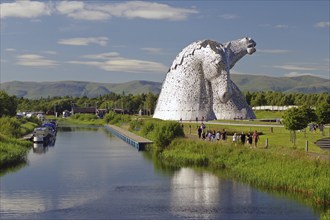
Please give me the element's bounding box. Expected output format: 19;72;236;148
254;110;284;119
0;133;31;168
58;114;105;125
182;122;329;154
0;117;40;169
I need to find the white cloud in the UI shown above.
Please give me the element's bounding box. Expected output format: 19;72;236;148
258;49;291;54
5;48;16;52
1;1;197;21
16;54;57;67
141;47;165;55
69;52;167;73
315;21;330;28
42;51;57;55
81;52;120;59
82;1;198;21
272;64;318;71
0;1;52;19
56;1;110;21
220;14;239;20
275;24;289;28
57;37;108;46
100;58;167;73
284;72;318;77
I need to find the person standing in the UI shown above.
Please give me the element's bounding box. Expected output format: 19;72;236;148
247;132;253;147
232;133;238;146
216;130;221;141
252;130;259;148
222;129;227;141
240;131;246;145
197;126;202;138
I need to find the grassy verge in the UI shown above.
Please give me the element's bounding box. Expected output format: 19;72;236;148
0;133;31;169
57;114;106;125
0;117;40;169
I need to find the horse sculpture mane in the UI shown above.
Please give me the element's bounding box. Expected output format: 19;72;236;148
153;37;257;120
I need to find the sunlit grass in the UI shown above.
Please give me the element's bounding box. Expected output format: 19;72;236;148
182;122;329;154
0;133;31;168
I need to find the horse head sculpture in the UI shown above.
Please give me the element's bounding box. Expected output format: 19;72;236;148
153;37;256;120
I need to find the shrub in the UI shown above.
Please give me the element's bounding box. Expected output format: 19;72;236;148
129;119;143;131
152;121;184;150
137;119;184;150
105;112;131;125
0;117;21;138
72;113;98;121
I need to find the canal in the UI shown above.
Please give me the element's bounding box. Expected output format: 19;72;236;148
0;125;319;219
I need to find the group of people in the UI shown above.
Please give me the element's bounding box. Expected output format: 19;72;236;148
232;131;259;148
197;123;259;148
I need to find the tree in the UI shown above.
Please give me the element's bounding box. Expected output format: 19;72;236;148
0;90;17;117
245;91;252;105
315;102;330;125
282;106;310;146
250;92;267;106
144;93;158;115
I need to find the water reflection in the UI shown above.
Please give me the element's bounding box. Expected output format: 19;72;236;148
169;168;318;220
170;168;220;219
32;143;48;154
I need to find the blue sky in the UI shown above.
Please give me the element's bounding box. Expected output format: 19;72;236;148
1;0;329;83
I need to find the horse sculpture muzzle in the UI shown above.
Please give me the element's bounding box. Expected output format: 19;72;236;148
246;38;256;55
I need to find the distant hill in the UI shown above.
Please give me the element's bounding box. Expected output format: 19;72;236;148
0;75;328;99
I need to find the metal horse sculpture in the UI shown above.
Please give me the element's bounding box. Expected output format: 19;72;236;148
153;37;257;120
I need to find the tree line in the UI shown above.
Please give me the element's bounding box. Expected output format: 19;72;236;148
245;91;329;107
0;90;158;117
0;90;329;118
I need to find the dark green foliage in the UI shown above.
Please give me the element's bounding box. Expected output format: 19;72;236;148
0;134;31;168
282;106;315;145
0;117;40;138
105;112;131;125
128;119;143;131
244;91;329;107
137;119;184;150
152;121;185;150
316;102;330;124
0;117;22;138
283;106;311;131
71;113;98;121
0;90;17;117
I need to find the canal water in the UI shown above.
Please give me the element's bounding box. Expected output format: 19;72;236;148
0;126;319;219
